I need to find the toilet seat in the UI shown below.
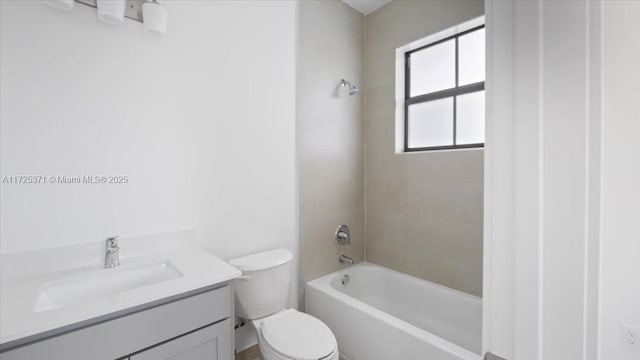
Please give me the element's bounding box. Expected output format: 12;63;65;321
260;309;337;360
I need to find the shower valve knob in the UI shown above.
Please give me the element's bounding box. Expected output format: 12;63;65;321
335;224;351;245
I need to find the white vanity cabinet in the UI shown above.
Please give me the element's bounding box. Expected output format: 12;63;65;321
0;285;234;360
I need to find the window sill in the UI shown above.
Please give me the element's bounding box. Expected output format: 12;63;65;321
397;146;484;155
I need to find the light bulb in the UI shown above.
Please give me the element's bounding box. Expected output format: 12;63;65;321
97;0;126;25
143;1;168;36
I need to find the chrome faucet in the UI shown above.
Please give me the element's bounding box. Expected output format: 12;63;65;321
104;236;120;268
339;254;353;265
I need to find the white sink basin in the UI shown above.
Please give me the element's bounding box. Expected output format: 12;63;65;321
33;261;183;312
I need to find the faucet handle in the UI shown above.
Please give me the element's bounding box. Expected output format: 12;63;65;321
335;224;351;245
104;236;120;268
106;235;119;249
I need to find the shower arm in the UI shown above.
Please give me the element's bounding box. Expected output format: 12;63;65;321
339;79;359;95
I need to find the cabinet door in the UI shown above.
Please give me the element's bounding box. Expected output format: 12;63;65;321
130;319;231;360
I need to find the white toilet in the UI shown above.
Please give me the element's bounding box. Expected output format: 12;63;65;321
229;249;339;360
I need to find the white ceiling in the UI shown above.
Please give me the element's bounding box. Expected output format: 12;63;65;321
342;0;393;15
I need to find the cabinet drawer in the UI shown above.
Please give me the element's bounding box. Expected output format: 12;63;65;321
130;319;231;360
0;285;231;360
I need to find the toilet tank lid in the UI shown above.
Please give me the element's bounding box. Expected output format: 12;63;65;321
228;249;293;272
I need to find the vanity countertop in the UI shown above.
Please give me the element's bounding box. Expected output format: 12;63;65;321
0;231;241;349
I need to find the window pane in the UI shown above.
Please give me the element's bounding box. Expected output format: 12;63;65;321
456;91;485;144
408;97;454;148
410;40;455;96
459;28;485;85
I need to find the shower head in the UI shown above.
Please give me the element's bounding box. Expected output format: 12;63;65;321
339;79;359;96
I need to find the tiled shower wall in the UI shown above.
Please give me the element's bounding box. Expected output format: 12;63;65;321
364;0;485;296
298;0;485;300
297;0;365;308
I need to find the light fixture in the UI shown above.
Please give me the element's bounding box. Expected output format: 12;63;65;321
43;0;75;12
143;0;168;36
43;0;169;35
97;0;126;25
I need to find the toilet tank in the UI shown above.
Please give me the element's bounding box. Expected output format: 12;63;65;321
228;249;293;320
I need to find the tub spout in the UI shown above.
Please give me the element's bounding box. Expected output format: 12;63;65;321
339;254;353;265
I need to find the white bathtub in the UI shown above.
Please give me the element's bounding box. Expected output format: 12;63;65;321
306;262;482;360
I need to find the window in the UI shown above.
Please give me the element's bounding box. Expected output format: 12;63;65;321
403;25;485;152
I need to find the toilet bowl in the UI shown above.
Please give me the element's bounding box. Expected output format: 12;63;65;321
228;249;339;360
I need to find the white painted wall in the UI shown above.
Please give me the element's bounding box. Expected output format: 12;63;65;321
485;0;602;358
297;0;364;310
0;0;296;257
485;1;640;359
599;1;640;359
0;0;297;313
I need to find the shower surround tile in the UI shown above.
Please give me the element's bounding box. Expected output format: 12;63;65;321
364;0;485;297
298;0;365;309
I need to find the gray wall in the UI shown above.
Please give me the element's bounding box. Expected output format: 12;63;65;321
365;0;485;296
297;0;365;307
